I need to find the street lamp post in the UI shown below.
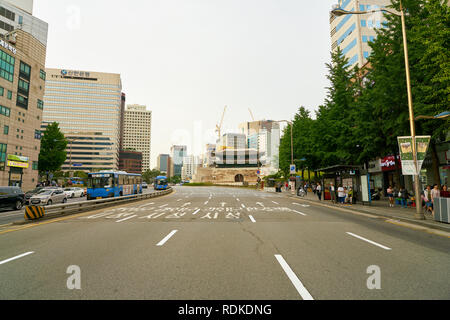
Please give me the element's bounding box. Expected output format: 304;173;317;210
332;1;425;220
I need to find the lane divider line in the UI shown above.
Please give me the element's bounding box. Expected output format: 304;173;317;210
116;215;138;223
204;201;209;205
0;252;34;266
249;215;256;223
272;201;279;205
275;254;314;300
138;202;154;208
159;204;168;208
293;210;307;216
241;204;246;208
157;230;178;246
346;232;392;251
193;209;200;215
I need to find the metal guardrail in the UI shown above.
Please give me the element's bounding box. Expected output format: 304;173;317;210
23;188;173;222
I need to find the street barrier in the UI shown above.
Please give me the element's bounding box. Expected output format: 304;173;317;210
434;197;450;224
20;188;173;223
24;206;45;220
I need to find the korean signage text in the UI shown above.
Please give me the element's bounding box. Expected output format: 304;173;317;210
0;39;17;55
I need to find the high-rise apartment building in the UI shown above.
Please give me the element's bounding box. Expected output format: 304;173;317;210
330;0;390;68
202;144;216;168
43;68;122;172
122;104;152;171
170;145;187;177
0;0;48;47
0;28;46;190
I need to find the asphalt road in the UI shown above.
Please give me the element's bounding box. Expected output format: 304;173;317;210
0;186;449;300
0;188;156;226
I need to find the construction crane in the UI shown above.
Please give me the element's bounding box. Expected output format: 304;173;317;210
248;108;255;121
215;106;227;147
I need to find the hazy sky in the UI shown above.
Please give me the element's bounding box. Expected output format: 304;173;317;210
34;0;337;168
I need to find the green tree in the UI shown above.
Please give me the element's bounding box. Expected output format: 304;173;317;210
142;169;162;183
38;122;68;180
169;176;182;184
366;0;449;184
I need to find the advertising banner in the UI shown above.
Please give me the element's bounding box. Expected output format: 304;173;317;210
398;136;431;175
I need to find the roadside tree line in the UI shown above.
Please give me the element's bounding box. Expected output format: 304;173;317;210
279;0;449;185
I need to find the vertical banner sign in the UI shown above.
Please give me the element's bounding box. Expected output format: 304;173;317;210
398;137;415;175
415;136;431;172
398;136;431;175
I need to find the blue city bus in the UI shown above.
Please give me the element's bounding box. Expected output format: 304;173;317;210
87;171;143;200
154;176;169;190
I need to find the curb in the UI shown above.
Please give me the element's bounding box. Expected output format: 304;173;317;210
281;193;450;234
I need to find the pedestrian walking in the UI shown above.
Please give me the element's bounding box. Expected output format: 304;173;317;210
431;185;440;217
304;183;308;196
317;183;322;201
329;183;336;204
285;182;289;192
387;186;394;207
423;185;433;214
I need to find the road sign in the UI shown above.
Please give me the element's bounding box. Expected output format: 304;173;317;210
256;170;261;175
290;164;296;174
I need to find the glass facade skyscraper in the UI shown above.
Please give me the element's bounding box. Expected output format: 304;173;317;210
43;68;122;172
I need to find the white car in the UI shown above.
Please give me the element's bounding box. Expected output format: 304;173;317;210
64;187;84;198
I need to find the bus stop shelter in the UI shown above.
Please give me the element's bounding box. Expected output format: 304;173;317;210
317;165;364;203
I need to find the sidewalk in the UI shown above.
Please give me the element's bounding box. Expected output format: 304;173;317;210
268;189;450;233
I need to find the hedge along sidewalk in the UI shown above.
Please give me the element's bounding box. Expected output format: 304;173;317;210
267;189;450;234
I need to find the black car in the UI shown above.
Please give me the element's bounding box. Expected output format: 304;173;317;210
0;187;25;211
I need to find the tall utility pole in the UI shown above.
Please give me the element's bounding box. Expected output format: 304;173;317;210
331;0;424;219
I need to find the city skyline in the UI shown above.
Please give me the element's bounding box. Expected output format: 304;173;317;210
33;0;337;169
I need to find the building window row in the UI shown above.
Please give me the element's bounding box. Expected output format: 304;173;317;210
45;85;120;93
0;19;14;33
44;101;119;107
45;80;121;89
45;91;120;98
44;96;120;103
0;50;14;82
0;105;10;117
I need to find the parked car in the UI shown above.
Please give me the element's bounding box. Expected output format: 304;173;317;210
0;187;25;211
142;182;148;189
64;187;84;198
30;188;67;206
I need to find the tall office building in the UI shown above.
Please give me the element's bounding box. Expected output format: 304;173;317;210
43;68;122;172
330;0;390;68
181;155;199;180
0;28;46;190
157;154;170;174
0;0;48;47
202;144;216;168
122;104;152;171
170;145;187;177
